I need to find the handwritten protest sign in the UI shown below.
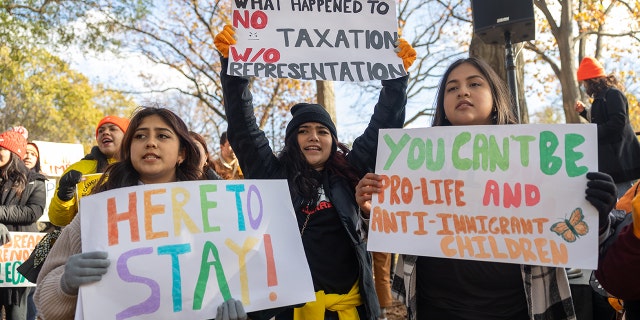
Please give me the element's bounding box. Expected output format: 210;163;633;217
367;124;600;269
79;180;314;320
229;0;404;81
34;140;84;177
0;232;45;287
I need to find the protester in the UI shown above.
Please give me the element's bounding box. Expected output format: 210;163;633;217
596;189;640;319
355;57;618;320
23;141;42;320
189;131;222;180
48;115;129;227
34;107;245;320
0;130;46;320
23;142;41;173
574;56;640;197
215;24;415;319
212;131;243;180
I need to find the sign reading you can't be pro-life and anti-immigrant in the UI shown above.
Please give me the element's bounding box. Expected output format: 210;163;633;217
78;180;315;320
229;0;405;81
367;124;600;269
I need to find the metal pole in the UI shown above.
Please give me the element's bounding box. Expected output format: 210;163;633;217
504;31;521;124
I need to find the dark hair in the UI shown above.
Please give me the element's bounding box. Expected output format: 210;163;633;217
82;146;109;173
93;107;202;193
278;133;360;209
220;131;228;145
0;153;28;199
583;75;624;97
431;57;517;126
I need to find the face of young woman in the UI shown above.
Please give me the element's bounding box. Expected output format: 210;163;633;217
0;148;12;169
97;123;125;159
130;114;185;184
23;144;39;170
443;63;494;126
296;122;332;171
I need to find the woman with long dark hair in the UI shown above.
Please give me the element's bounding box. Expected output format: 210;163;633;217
0;130;46;319
215;25;415;319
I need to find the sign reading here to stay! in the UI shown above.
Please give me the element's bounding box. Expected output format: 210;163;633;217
228;0;405;81
79;180;314;320
367;124;600;269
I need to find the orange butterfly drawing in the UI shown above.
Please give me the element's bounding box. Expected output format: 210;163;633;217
550;208;589;243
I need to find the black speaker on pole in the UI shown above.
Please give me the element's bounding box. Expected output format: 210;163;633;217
471;0;535;44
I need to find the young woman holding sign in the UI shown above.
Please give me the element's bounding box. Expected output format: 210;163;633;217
34;107;244;320
214;24;415;320
355;57;619;320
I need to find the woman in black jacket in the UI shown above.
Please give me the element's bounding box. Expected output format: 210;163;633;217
575;56;640;197
214;25;414;320
0;130;46;319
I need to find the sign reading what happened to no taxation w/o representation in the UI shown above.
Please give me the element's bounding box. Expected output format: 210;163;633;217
78;180;314;320
228;0;405;81
367;124;600;269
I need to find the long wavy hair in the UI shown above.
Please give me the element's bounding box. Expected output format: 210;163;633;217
431;57;517;126
93;107;202;193
583;75;624;97
278;132;360;209
0;153;29;199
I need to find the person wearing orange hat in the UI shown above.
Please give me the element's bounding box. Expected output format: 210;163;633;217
48;115;130;227
574;57;640;197
0;129;46;319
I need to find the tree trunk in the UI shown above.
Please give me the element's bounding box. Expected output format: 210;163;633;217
316;80;337;126
556;0;581;124
470;34;529;124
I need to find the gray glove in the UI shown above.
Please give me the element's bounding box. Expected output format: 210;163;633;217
61;251;110;295
216;299;247;320
0;224;10;245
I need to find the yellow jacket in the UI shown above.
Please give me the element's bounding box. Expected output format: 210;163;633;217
48;158;116;226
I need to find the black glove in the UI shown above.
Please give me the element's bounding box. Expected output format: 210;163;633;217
57;170;83;201
585;172;617;229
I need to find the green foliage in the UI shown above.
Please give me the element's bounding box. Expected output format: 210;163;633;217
0;46;136;149
0;0;151;52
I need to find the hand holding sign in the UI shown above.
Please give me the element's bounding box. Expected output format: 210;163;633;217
585;172;617;230
61;251;110;295
394;38;416;71
215;25;237;58
355;173;383;218
216;299;247;320
57;169;83;201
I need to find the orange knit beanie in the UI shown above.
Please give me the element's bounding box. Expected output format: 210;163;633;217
577;57;606;81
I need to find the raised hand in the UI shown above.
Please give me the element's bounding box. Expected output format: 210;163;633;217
394;38;417;71
214;25;237;58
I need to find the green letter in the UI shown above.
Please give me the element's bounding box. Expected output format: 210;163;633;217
539;131;561;175
200;184;220;232
565;133;588;177
193;241;230;309
383;133;411;170
452;132;472;170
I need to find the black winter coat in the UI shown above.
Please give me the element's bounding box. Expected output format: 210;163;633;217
0;168;46;306
220;57;407;320
580;87;640;183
